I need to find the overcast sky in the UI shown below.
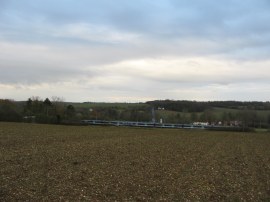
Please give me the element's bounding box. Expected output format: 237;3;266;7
1;0;270;102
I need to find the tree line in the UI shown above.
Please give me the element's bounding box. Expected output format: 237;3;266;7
148;100;270;128
0;97;153;124
23;96;78;124
0;97;76;124
1;98;270;128
147;100;270;112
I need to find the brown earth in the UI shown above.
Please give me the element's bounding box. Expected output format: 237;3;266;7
0;122;270;201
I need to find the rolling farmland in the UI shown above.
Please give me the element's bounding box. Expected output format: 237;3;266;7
0;122;270;201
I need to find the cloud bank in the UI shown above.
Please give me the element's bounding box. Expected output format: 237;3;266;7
1;0;270;101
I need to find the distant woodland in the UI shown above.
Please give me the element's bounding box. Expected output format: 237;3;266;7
1;98;270;129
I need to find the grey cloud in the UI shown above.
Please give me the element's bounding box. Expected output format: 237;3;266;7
2;0;270;48
1;0;270;101
0;63;85;85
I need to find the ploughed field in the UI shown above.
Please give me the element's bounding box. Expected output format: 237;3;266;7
0;122;270;201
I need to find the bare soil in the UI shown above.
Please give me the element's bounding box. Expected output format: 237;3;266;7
0;122;270;201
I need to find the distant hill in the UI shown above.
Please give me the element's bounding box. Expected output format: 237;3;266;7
146;100;270;112
1;99;270;128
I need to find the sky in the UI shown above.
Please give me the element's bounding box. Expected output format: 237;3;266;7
1;0;270;102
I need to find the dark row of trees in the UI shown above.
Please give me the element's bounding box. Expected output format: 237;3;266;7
0;97;77;124
1;98;270;128
147;100;270;128
147;100;270;112
23;96;77;124
0;98;154;124
0;99;22;122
